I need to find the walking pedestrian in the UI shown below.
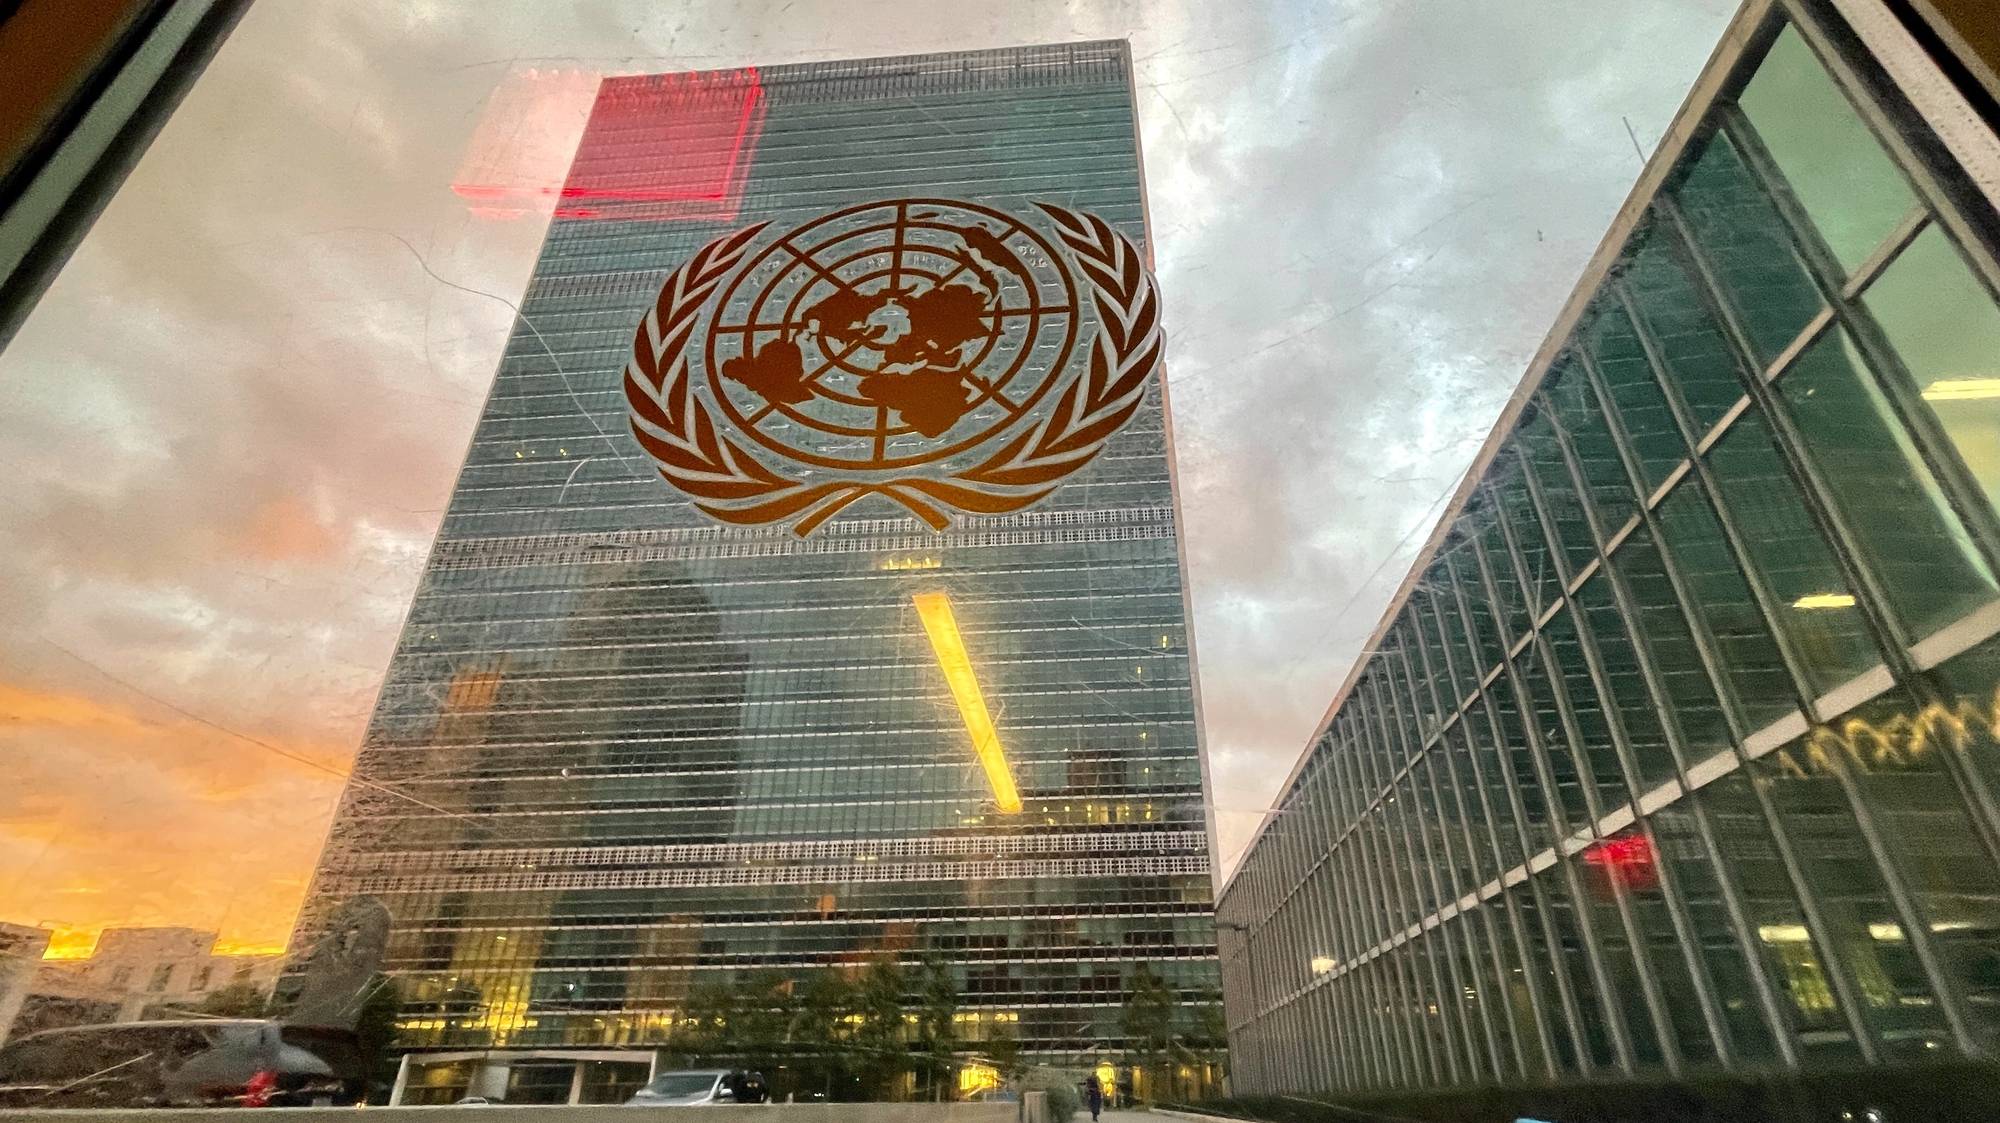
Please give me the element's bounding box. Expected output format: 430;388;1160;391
1085;1073;1104;1122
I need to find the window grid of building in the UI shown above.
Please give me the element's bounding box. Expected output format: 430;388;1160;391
284;41;1221;1074
1220;0;2000;1095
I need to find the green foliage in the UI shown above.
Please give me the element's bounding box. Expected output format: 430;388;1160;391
1120;962;1177;1100
731;969;794;1058
1021;1066;1081;1121
791;969;858;1100
983;1024;1024;1083
849;958;911;1099
195;982;269;1018
911;954;960;1100
673;979;737;1063
354;975;402;1101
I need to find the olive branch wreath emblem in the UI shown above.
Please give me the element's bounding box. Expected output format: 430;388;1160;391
622;202;1162;538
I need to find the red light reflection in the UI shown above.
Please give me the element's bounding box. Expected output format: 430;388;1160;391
1582;832;1660;894
452;67;766;223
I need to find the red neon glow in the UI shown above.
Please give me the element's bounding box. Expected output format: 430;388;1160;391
451;67;766;224
1582;833;1660;893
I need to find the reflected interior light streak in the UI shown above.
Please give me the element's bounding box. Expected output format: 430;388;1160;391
913;591;1023;814
1792;592;1857;609
1921;378;2000;401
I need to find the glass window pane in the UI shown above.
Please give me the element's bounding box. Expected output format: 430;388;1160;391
1802;682;2000;1054
1521;412;1600;576
1512;882;1586;1074
1737;25;1917;274
1674;133;1826;365
1704;412;1884;692
1540;365;1637;530
1532;872;1621;1069
1397;601;1451;732
1647;800;1782;1062
1754;721;1956;1058
1487;683;1557;851
1935;633;2000;863
1864;225;2000;520
1515;639;1600;826
1456;712;1525;874
1777;327;1996;635
1610;522;1742;757
1421;563;1484;702
1497;463;1563;616
1450;546;1509;675
1572;576;1680;788
1432;726;1497;886
1476;503;1532;643
1697;773;1864;1062
1585;296;1686;490
1655;477;1805;730
1542;608;1644;802
1623;229;1750;435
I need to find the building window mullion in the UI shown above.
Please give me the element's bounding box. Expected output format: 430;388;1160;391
1660;188;1991;1057
1539;371;1802;1070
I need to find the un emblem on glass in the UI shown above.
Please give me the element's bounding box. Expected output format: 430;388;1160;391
623;198;1162;537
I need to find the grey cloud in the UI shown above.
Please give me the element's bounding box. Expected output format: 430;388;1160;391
0;0;1735;941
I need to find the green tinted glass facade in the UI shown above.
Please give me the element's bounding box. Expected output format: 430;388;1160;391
1219;2;2000;1094
286;42;1220;1082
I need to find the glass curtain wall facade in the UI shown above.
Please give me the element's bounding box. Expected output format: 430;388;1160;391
285;41;1220;1091
1218;0;2000;1096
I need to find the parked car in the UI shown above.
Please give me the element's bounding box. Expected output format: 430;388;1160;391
0;1019;356;1108
627;1069;767;1106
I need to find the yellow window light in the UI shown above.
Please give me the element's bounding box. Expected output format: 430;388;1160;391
1921;378;2000;401
1793;592;1857;610
913;591;1023;814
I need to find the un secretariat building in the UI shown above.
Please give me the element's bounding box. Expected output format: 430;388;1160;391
284;42;1222;1105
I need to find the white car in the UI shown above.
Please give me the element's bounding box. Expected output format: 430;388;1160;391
627;1070;760;1106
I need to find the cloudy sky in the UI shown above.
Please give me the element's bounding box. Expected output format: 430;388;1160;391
0;0;1738;956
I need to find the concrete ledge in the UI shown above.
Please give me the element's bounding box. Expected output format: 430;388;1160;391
0;1106;1022;1123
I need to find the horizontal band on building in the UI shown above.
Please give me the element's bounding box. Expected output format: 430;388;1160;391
330;854;1209;894
318;828;1208;874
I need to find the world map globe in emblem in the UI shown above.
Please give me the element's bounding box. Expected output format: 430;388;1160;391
702;199;1080;472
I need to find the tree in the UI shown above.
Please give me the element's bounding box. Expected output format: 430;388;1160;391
731;970;794;1061
910;955;960;1100
674;979;738;1064
983;1024;1024;1087
1119;964;1176;1103
1185;987;1228;1095
791;969;857;1100
354;975;402;1103
849;958;909;1100
196;982;269;1017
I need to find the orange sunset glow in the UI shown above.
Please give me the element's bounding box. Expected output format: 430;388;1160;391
0;677;355;961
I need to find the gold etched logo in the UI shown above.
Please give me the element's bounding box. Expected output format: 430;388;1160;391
624;198;1161;537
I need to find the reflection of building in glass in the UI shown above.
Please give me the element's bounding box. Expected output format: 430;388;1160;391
287;42;1219;1104
7;928;283;1042
1218;0;2000;1097
0;924;53;1047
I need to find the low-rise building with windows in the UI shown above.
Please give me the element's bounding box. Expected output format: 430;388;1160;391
8;927;283;1039
1218;0;2000;1097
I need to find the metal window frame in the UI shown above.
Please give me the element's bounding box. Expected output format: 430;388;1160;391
1537;360;1803;1068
